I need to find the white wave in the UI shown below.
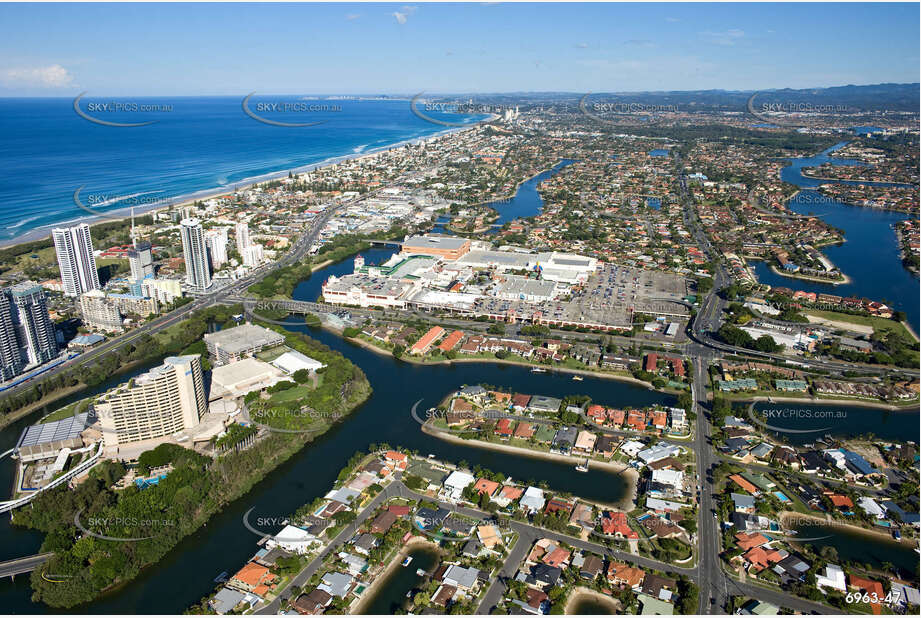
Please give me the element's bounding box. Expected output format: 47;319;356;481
8;215;42;229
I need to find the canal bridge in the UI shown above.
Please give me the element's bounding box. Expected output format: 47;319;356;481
0;552;53;580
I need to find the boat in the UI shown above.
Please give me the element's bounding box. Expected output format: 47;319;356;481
575;458;589;472
401;556;413;567
531;367;547;373
416;568;426;576
572;375;583;381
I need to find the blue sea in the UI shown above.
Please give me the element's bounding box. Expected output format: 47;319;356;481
0;96;482;244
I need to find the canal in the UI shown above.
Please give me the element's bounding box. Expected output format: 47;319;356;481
751;401;920;446
791;520;919;580
0;260;674;613
360;544;440;614
753;142;920;331
484;158;576;226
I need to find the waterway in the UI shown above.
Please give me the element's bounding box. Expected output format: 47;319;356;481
751;401;920;446
360;545;439;614
569;596;617;614
752;142;920;331
0;265;674;613
484;159;576;226
790;521;919;580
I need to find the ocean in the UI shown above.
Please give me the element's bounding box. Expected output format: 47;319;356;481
0;96;482;245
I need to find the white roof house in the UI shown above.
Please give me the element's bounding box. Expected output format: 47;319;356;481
816;564;846;592
265;524;318;554
272;350;326;374
637;443;681;464
620;440;645;457
520;486;546;513
443;470;475;500
651;468;684;489
858;496;886;519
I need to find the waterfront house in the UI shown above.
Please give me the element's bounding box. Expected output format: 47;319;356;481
266;525;319;554
352;533;378;555
443;470;476;501
816;564;846;593
580;554;604;580
473;478;501;498
228;562;276;596
573;430;597;455
520;487;546;513
607;561;645;590
370;510;398;534
318;571;355;598
493;485;524;508
291;589;333;615
594;435;618;458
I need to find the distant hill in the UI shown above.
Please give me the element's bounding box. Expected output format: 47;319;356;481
422;84;920;113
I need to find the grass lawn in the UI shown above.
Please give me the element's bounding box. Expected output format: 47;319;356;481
267;383;317;405
42;396;93;423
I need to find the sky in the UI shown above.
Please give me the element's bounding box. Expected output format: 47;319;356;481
0;2;918;96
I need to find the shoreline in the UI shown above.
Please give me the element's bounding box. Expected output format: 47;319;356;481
563;587;620;614
350;537;441;614
779;510;918;549
341;333;660;390
767;263;851;286
744;394;917;412
0;123;479;250
420;424;638;511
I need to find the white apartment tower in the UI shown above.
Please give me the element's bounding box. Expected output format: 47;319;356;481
205;227;229;269
235;222;251;251
180;218;212;290
52;223;101;297
94;355;207;447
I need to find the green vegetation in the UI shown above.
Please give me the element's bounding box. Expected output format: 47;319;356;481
248;261;313;298
16;328;370;608
0;304;244;427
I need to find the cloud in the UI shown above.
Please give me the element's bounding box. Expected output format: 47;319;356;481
1;64;74;88
575;42;589;49
345;13;361;20
392;5;417;24
666;17;680;22
700;29;745;46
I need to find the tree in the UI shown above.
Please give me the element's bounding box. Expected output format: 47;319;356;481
292;369;311;384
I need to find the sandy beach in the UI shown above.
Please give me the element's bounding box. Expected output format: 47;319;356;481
779;510;919;548
744;394;918;411
563;587;620;614
421;424;638;510
1;123;479;250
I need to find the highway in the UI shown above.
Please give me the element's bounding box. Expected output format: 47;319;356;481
0;552;53;579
